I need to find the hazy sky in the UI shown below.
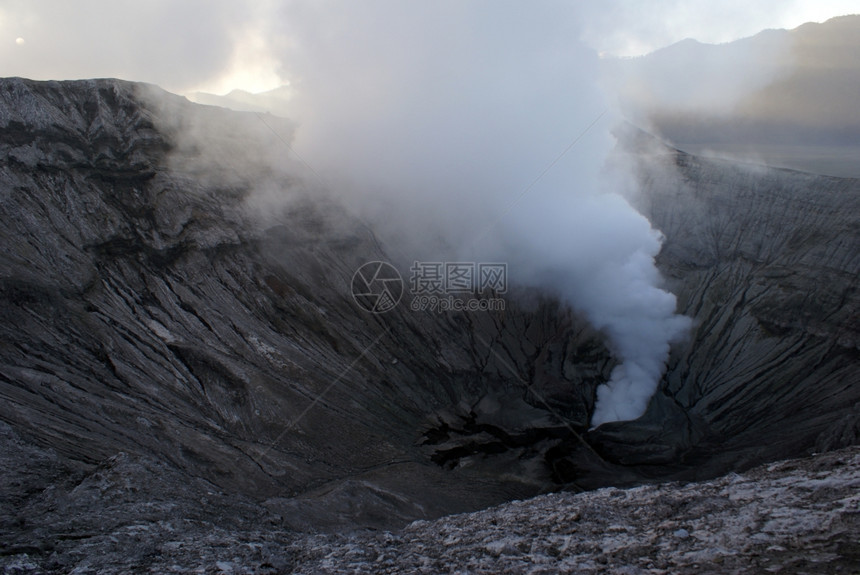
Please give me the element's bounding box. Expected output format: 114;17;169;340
0;0;857;95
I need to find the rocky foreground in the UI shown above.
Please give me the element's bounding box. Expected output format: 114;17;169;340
295;446;860;575
2;444;857;573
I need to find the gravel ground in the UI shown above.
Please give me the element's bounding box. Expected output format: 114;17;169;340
3;445;857;574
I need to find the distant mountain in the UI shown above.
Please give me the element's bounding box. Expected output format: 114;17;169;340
189;85;294;117
605;15;860;177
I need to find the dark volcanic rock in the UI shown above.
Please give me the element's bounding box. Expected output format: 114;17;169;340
3;428;856;573
287;446;860;575
594;132;860;475
0;77;612;533
0;78;858;571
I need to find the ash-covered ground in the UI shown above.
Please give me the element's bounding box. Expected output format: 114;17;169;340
3;438;857;574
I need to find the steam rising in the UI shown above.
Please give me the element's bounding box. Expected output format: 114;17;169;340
250;3;690;427
139;3;695;427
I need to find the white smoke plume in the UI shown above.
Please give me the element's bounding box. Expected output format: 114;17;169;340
247;2;692;427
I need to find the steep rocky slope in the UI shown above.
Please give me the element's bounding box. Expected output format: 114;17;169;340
569;130;860;480
0;78;858;567
0;77;615;530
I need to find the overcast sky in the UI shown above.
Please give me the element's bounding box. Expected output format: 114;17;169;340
0;0;857;95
